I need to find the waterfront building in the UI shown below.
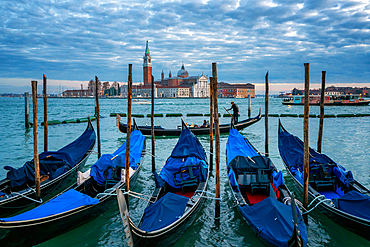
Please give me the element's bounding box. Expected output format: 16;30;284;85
217;82;255;98
156;65;209;97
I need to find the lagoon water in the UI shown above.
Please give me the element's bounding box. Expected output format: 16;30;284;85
0;96;369;247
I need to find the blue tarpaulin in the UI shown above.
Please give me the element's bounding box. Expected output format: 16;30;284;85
160;157;208;188
333;191;370;221
0;189;99;222
159;129;207;188
278;130;335;169
278;125;355;189
226;129;258;166
169;129;206;161
240;197;307;247
5;127;96;188
90;130;145;185
139;192;189;232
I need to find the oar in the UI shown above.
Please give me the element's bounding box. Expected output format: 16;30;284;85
223;107;233;118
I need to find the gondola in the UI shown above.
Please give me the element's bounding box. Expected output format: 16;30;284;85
278;120;370;241
226;125;307;247
0;120;96;218
118;109;261;136
117;121;209;246
0;124;146;246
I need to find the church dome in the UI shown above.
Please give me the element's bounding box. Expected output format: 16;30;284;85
177;64;189;78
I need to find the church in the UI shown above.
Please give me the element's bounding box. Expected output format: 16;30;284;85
122;41;210;98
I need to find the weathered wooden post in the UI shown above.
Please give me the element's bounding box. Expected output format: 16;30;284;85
31;81;41;199
43;74;48;152
212;63;221;220
209;77;214;171
248;94;251;118
95;76;101;159
265;72;269;157
25;92;30;128
151;75;155;172
303;63;310;225
125;64;133;205
317;71;326;153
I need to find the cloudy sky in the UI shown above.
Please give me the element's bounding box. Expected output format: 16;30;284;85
1;0;369;94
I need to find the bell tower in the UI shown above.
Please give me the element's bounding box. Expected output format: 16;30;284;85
143;41;152;86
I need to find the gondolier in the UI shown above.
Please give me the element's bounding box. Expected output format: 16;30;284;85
227;101;239;123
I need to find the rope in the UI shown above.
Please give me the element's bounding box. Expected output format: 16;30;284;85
192;195;222;201
303;199;332;214
12;192;43;204
143;152;157;158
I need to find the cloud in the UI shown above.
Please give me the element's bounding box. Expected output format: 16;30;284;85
0;0;369;94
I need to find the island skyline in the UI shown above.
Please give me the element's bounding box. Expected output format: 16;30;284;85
1;1;369;95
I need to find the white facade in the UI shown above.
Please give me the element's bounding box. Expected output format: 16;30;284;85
157;87;189;98
192;74;210;97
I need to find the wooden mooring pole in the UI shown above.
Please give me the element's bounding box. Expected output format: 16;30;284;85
125;64;133;205
303;63;310;225
95;76;101;159
151;75;155;172
265;72;269;157
212;63;221;220
209;77;214;171
43;74;48;152
25;92;30;128
248;94;251;118
31;81;41;199
317;71;326;153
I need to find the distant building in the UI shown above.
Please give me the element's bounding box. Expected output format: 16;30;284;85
292;86;369;96
143;41;152;86
156;64;209;97
217;82;255;98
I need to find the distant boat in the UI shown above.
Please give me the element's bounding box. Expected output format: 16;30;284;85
282;94;370;106
133;99;151;105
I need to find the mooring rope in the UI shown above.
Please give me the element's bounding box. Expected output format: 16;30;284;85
11;191;43;204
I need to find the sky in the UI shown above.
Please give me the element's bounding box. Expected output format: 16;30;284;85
1;0;369;94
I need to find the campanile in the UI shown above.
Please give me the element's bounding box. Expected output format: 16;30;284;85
143;41;152;85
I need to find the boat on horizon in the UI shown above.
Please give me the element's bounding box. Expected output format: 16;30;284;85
282;94;370;106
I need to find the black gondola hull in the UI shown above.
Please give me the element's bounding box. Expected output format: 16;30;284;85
129;178;208;247
284;163;370;241
118;112;262;136
0;162;143;247
0;121;96;218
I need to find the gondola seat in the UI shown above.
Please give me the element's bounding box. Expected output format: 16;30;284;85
103;165;124;189
309;164;336;191
173;165;199;193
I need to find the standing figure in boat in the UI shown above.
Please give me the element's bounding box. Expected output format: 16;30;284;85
227;101;239;123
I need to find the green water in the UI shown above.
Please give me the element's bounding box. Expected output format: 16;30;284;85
0;97;369;246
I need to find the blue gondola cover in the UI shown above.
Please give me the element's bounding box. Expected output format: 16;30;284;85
139;192;189;232
226;129;258;165
5;127;95;187
169;129;206;161
278;130;335;169
90;130;145;185
240;197;307;247
0;189;99;222
159;129;207;188
333;191;370;221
